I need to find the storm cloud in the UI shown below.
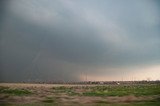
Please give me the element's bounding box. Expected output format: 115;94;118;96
0;0;160;82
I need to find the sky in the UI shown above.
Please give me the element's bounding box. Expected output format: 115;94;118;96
0;0;160;82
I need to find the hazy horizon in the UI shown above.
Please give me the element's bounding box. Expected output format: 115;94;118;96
0;0;160;82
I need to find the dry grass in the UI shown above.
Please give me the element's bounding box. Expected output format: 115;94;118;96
0;83;160;106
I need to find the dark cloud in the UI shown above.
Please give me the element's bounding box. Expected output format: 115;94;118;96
0;0;160;82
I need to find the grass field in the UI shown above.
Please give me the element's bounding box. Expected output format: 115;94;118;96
0;83;160;106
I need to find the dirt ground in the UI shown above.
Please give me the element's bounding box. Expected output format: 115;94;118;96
0;83;159;106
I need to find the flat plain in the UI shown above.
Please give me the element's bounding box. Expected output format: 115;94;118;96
0;83;160;106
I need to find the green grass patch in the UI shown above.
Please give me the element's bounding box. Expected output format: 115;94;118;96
0;103;11;106
0;86;32;96
41;97;58;105
94;100;160;106
52;84;160;97
83;84;160;96
52;86;78;96
42;99;54;103
95;100;108;104
5;103;58;106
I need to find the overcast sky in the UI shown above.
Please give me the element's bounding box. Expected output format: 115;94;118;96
0;0;160;82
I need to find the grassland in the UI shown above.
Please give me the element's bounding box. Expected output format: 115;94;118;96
0;83;160;106
0;86;32;96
